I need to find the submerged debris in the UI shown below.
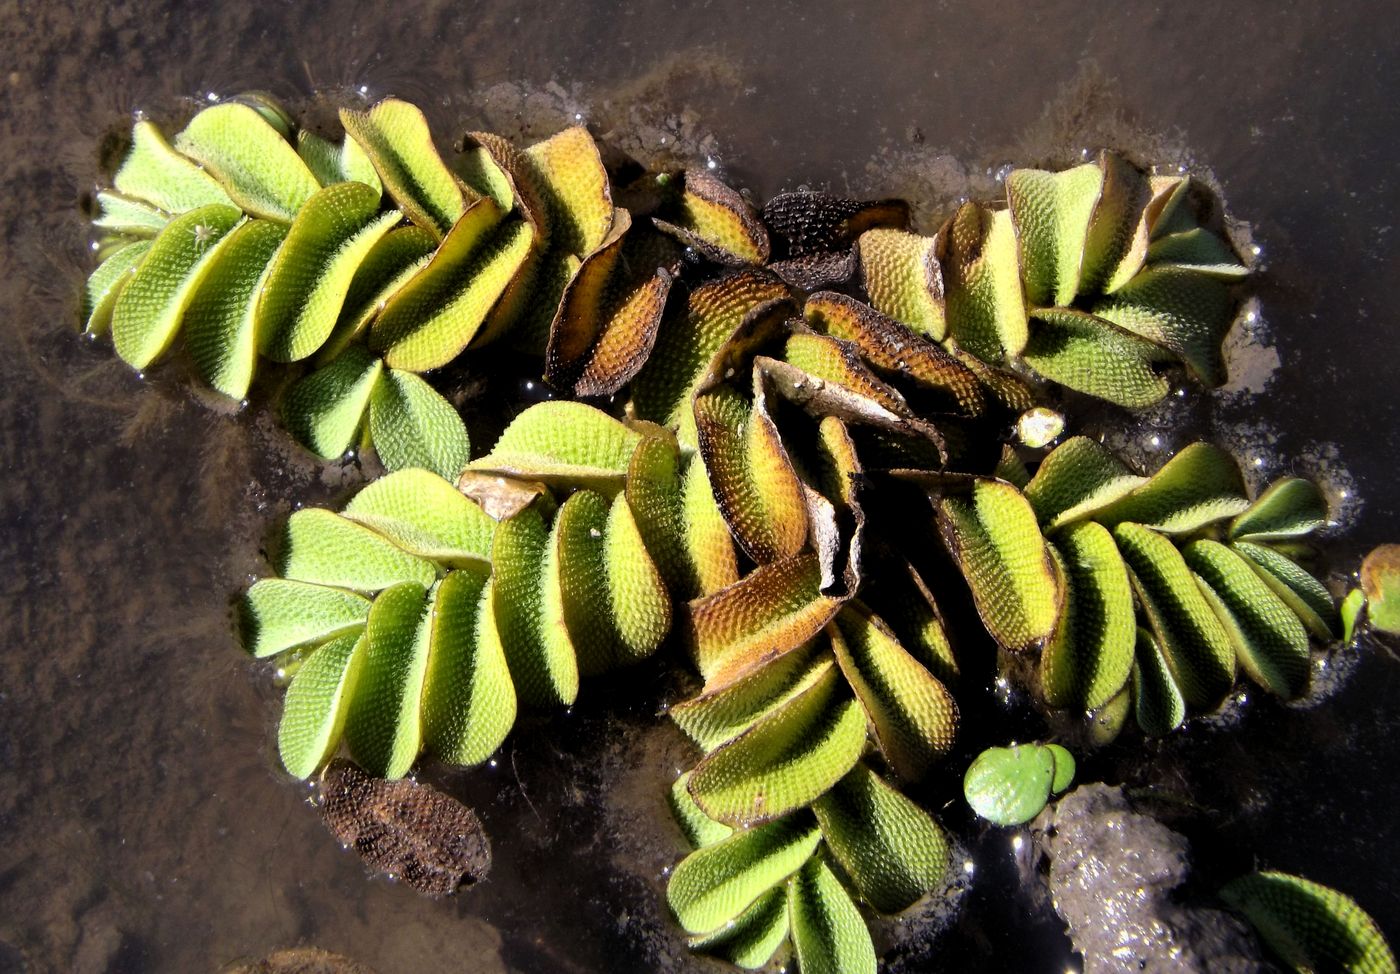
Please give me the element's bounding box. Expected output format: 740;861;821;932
226;947;379;974
1036;784;1271;973
318;760;491;897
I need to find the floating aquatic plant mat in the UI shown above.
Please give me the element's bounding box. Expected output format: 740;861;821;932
81;93;1398;973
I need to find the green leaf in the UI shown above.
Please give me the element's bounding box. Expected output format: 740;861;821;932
942;202;1028;363
1023;307;1173;408
1232;541;1338;641
421;568;516;765
256;182;402;362
963;743;1056;826
1229;478;1329;542
339;98;469;238
174;103;321;222
1341;588;1364;644
1132;625;1186;736
671;771;735;849
92;190;170;237
112;120;235;214
111;203;243;369
83;239;151;336
342;467;495;566
277;629;365;779
1114;522;1235;709
687;664;867;828
602;491;672;664
367;369;471;480
1093;442;1250;534
1185;540;1310;698
1360;544;1400;637
281;346;384;460
1079;152;1152;295
344;580;432;778
1146;228;1247;280
1024;436;1148;532
277;508;437;593
318;225;438;363
1006;163;1104;308
667;815;822;934
369;199;534;371
787;857;877;974
296;129;383;196
670;643;833;753
183;219;287;399
469;401;642;490
240;578;371;658
828;604;957;781
686;888;789;970
937;478;1059;652
1091;268;1234;385
812;764;949;914
490;505;579;707
855;228;945;340
1040;521;1136;711
1221;871;1397;974
1046;744;1076;793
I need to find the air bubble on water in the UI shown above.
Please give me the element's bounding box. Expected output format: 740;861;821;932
206;91;219;103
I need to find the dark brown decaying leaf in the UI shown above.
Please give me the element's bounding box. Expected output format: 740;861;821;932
762;192;909;289
545;211;680;396
653;169;771;265
318;760;491;897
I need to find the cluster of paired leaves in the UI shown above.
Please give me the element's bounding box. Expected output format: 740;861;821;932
857;152;1248;407
98;93;1383;973
939;436;1338;736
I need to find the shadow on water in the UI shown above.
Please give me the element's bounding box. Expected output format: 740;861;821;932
1;1;1398;971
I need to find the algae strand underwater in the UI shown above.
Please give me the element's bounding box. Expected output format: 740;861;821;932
78;91;1400;973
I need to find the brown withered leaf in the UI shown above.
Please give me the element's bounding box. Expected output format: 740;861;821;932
769;250;856;290
455;469;551;521
653;169;771;265
803;291;986;416
319;760;492;897
545;211;681;396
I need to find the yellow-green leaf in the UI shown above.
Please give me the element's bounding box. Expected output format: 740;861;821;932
281;345;383;460
1023;307;1173;408
174;103;321;222
339;98;468;237
342;467;494;567
83;239;152;337
112;120;235;214
277;629;365;779
941;203;1027;363
1229;478;1329;542
1006;163;1104;308
111;203;243;369
1093;442;1250;534
469;401;642;490
1024;436;1148;531
787;857;877;974
687;888;789;970
1040;522;1136;710
278;508;437;593
1232;541;1338;641
344;580;432;778
1092;268;1234;385
490;505;579;707
240;578;371;658
855;228;945;340
367;369;471;480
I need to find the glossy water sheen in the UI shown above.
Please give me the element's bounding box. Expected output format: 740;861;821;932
1;2;1398;971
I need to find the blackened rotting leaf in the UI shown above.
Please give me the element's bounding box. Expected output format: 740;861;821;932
761;192;908;289
318;760;492;897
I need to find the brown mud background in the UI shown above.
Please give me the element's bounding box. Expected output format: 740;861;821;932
1;1;1398;971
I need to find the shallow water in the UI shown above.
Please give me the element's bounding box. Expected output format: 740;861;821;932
2;1;1399;971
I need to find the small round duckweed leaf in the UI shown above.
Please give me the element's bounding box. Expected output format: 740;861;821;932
963;743;1057;826
666;815;822;935
1221;871;1397;974
174;102;321;222
787;856;877;974
277;629;366;779
1045;743;1076;794
812;763;950;914
1360;544;1400;636
240;578;371;658
367;369;471;480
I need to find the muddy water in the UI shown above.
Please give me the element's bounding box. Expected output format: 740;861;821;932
1;1;1398;971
